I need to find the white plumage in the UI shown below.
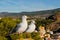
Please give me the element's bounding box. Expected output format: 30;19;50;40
47;30;53;34
26;20;36;33
10;15;28;34
49;31;53;34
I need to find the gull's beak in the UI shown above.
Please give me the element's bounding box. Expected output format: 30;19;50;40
26;16;29;19
34;21;35;23
27;16;29;19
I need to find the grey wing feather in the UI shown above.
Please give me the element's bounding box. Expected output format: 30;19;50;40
9;25;21;34
23;25;29;33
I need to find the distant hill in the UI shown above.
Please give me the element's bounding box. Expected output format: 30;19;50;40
0;8;60;17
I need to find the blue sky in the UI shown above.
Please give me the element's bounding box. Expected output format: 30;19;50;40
0;0;60;12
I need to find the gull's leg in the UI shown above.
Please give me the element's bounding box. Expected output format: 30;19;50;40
27;33;33;40
19;33;24;40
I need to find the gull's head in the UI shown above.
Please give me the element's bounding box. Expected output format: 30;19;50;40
31;20;35;23
22;15;27;19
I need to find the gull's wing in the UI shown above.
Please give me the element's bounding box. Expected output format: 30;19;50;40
9;24;21;34
23;25;29;33
25;23;36;33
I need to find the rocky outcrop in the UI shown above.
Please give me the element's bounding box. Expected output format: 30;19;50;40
47;21;60;31
54;11;60;21
47;11;60;33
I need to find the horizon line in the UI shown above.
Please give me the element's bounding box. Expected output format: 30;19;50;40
0;8;60;13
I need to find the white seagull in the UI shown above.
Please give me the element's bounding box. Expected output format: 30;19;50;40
9;15;28;34
25;20;36;33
